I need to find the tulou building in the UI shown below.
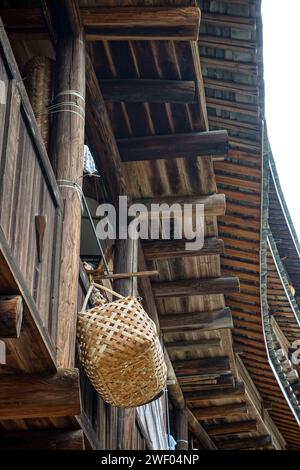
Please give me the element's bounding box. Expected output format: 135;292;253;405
0;0;300;450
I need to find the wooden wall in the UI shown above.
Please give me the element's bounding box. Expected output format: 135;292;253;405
0;29;63;340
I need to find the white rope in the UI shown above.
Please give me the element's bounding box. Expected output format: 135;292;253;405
35;89;85;121
57;179;84;212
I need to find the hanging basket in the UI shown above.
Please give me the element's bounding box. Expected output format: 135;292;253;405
77;282;167;408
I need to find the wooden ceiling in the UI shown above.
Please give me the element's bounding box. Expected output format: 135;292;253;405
1;0;300;450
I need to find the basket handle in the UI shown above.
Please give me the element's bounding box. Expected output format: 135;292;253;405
81;281;124;312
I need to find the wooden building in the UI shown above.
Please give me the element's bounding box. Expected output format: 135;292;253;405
0;0;300;450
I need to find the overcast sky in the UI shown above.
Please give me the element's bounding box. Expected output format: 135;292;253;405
262;0;300;237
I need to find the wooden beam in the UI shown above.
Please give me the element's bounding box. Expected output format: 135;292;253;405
187;408;217;450
81;7;201;41
160;307;233;332
143;237;224;261
0;369;80;420
184;381;245;403
194;403;248;420
50;27;85;368
153;277;240;298
101;79;195;104
173;357;231;376
0;430;84;450
216;435;272;450
0;295;23;338
164;349;185;409
174;407;188;450
205;420;257;437
166;337;221;353
117;130;228;162
136;194;226;218
179;374;235;391
85;54;127;205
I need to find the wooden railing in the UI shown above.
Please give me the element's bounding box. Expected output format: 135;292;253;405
0;21;63;341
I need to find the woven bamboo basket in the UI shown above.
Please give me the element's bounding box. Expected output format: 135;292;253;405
77;282;167;408
24;56;54;148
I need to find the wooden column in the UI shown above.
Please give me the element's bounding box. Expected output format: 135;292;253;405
174;407;188;450
50;29;85;368
114;237;139;450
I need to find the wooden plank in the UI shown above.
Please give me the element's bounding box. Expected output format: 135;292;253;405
160;307;233;332
143;237;224;260
117;130;228;162
153;277;240;298
101;79;195;104
136;194;226;217
185;381;245;403
0;369;81;420
166;337;221;352
205;420;257;437
216;435;272;450
194;403;248;420
164;349;185;409
0;295;23;338
0;226;56;373
0;430;84;450
50;29;85;368
187;408;217;450
173;357;231;376
82;7;201;41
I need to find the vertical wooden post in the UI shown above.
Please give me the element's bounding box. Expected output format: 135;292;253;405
114;237;139;450
50;30;85;368
174;407;189;450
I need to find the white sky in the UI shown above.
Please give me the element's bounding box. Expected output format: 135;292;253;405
262;0;300;236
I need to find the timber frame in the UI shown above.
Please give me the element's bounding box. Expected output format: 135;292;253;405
0;0;299;451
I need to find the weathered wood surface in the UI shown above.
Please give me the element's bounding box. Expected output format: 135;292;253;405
0;207;56;375
166;337;221;352
0;430;84;450
216;435;272;450
81;7;201;41
153;277;240;298
160;307;232;332
143;237;224;260
184;381;245;403
173;357;231;376
186;408;217;450
50;29;85;368
0;295;23;338
135;194;226;217
205;420;257;437
193;403;248;420
0;18;63;342
117;130;228;162
0;369;81;420
101;79;195;104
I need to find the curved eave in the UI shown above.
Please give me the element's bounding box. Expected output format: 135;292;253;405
261;133;300;432
269;152;300;295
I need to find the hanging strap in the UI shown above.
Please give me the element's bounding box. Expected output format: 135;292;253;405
81;281;124;312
